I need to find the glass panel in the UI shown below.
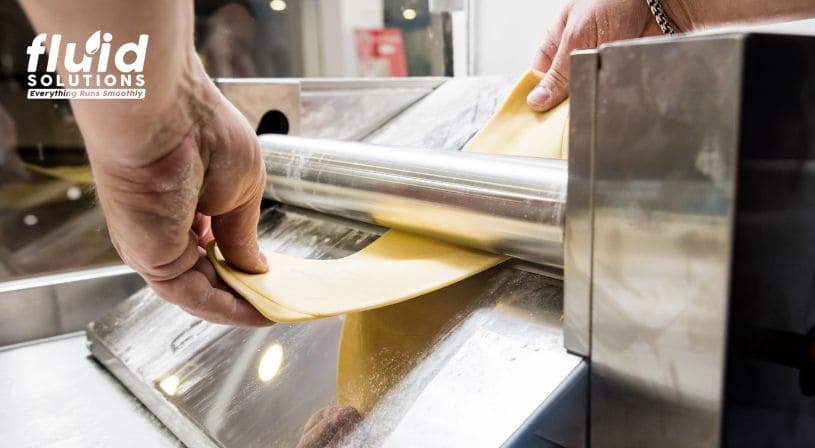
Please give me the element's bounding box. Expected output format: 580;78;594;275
0;1;114;279
194;0;450;78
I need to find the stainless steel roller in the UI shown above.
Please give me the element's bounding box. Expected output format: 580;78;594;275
260;134;567;267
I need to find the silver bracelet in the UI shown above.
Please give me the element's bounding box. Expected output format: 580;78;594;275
646;0;675;35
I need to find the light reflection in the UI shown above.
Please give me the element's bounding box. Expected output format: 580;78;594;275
159;375;180;396
23;214;38;226
258;343;284;382
269;0;287;11
402;8;417;20
66;186;82;201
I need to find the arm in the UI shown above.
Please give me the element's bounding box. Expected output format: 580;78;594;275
527;0;815;112
697;0;815;27
19;0;271;326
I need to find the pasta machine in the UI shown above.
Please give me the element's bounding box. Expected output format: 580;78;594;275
252;28;815;446
4;27;815;447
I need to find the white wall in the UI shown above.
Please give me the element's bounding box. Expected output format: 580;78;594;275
310;0;570;77
471;0;567;76
316;0;384;77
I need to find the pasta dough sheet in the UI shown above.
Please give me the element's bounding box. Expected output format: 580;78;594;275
208;70;569;321
336;271;492;414
208;231;504;318
336;72;569;414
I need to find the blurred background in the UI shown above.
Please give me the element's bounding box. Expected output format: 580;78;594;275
0;0;566;281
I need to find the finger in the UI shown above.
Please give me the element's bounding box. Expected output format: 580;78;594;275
120;229;201;283
531;9;567;73
527;31;572;112
191;246;221;285
297;406;362;448
303;407;335;433
326;407;362;446
150;255;272;327
198;111;268;275
192;212;213;247
210;187;268;274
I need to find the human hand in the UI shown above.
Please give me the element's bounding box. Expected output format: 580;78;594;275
90;74;271;327
18;0;272;326
296;405;362;448
527;0;695;112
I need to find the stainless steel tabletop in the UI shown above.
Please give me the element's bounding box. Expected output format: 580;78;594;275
0;333;180;447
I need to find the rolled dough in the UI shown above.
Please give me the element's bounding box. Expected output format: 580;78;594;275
334;72;569;414
207;70;569;322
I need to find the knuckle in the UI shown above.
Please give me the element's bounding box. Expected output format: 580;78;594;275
561;25;582;48
139;263;185;283
217;230;256;250
537;36;556;54
547;68;570;90
131;242;196;282
192;285;216;312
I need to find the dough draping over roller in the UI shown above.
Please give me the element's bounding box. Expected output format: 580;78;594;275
207;70;569;322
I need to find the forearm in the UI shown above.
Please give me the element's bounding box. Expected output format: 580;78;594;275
18;0;214;167
671;0;815;30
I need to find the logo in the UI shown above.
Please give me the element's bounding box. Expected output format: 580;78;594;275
26;31;148;100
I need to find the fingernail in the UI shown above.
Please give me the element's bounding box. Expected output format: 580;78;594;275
527;85;551;110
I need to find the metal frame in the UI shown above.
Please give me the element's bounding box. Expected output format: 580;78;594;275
563;50;599;357
0;265;143;346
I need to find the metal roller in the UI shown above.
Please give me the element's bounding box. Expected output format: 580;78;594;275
260;134;567;267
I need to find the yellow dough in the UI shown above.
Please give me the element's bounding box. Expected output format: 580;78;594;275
207;70;569;322
208;232;505;318
464;73;570;159
336;271;493;414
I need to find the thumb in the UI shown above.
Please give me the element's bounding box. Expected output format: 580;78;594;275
210;188;268;274
527;43;570;112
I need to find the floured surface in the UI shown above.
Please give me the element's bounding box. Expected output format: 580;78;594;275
208;71;569;322
336;271;491;414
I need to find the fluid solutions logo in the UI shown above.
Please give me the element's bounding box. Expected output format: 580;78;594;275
26;31;148;100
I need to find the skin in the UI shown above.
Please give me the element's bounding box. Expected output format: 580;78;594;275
528;0;815;111
296;405;362;448
19;0;270;326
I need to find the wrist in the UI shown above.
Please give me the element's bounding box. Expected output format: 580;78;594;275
659;0;702;33
86;52;218;171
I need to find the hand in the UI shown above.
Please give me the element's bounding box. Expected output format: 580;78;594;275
18;0;273;326
91;73;271;327
527;0;695;112
296;405;362;448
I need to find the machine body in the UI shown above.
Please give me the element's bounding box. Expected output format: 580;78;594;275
569;32;815;447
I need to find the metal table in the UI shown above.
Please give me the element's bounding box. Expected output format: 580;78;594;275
0;333;180;447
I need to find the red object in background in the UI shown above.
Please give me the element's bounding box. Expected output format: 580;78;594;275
354;28;407;77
